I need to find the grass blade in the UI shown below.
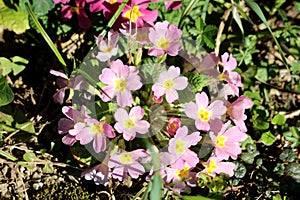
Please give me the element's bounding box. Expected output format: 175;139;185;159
245;0;288;68
25;2;68;74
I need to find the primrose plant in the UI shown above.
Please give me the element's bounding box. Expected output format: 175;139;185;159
52;0;253;196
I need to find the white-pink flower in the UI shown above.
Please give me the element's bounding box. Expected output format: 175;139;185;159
96;30;118;62
201;156;236;177
185;92;226;131
114;106;150;141
108;149;149;181
168;126;201;169
148;21;182;57
152;66;188;103
226;95;253;132
99;59;142;107
210;121;248;160
219;52;243;96
75;118;115;153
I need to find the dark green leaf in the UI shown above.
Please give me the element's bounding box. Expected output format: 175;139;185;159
0;75;14;106
234;162;246;178
241;152;255;164
31;0;54;16
183;195;215;200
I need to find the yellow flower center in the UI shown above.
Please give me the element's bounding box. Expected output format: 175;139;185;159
219;72;227;81
169;122;177;131
107;0;117;4
197;109;210;121
91;123;104;135
157;37;170;49
124;118;135;129
175;165;190;180
175;140;186;154
206;159;217;175
124;5;143;23
216;135;227;147
101;46;113;53
115;78;127;91
120;153;132;164
163;79;174;90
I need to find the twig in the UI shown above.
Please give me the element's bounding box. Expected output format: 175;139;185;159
215;9;231;56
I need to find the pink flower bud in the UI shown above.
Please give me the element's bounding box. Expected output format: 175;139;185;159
167;117;181;136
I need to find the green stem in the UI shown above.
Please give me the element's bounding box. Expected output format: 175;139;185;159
178;0;198;29
201;0;210;23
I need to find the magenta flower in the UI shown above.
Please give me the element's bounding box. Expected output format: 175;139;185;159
219;52;243;96
50;70;86;104
201;156;236;177
168;126;202;169
166;117;181;136
210;121;248;160
148;21;182;57
99;59;142;107
122;0;158;27
114;106;150;141
55;0;92;29
81;164;110;186
75;119;115;153
86;0;104;12
96;30;119;62
226;95;253;132
165;1;182;10
108;149;149;181
58;106;90;145
185;92;226;131
152;66;188;103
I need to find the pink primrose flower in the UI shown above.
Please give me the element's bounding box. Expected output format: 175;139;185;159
226;95;253;132
99;59;142;107
50;70;86;104
81;164;110;186
122;0;158;27
108;149;149;181
58;105;90;145
164;163;197;191
168;126;201;168
58;0;92;29
75;118;115;153
152;66;188;103
219;52;243;96
54;0;70;4
210;121;248;160
185;92;226;131
201;156;235;177
166;117;181;136
114;106;150;141
152;94;163;103
96;30;119;62
148;21;182;57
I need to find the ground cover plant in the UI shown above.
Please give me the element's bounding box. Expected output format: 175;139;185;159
0;0;299;199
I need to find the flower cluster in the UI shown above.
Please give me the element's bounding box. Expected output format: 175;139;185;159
52;0;253;194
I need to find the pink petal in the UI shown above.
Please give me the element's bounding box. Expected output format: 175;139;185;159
133;120;150;134
53;87;66;104
114;108;129;122
60;5;73;21
110;60;129;78
196;92;209;109
116;90;132;107
50;69;68;79
165;89;179;103
208;100;226;119
129;106;144;120
173;76;188;90
195;119;210;131
58;118;73;134
62;134;76;146
100;85;115;102
93;134;106;153
103;123;115;138
185;102;198;119
148;47;164;57
99;68;116;84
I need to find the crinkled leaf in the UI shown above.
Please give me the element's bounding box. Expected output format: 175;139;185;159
271;114;286;125
234;162;246;178
285;163;300;183
202;25;218;49
0;0;30;34
291;60;300;74
0;75;14;106
23;152;37;162
241;152;255;164
261;131;275;146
